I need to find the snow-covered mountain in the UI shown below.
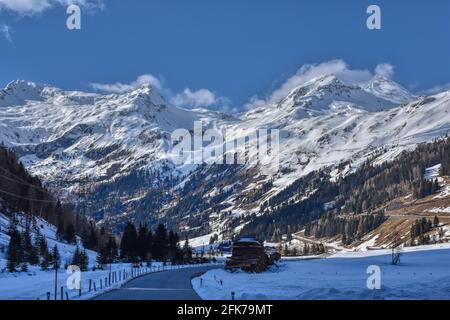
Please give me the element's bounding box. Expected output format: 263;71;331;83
364;75;416;105
0;76;449;238
0;80;231;194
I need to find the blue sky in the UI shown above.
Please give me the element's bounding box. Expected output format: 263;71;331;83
0;0;449;111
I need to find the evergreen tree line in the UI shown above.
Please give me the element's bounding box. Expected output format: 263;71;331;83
96;222;193;267
410;216;441;246
412;178;440;199
282;243;326;257
70;246;89;271
304;212;386;245
7;215;62;272
241;137;450;240
440;149;450;176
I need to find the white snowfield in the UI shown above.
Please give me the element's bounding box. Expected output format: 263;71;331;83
193;244;450;300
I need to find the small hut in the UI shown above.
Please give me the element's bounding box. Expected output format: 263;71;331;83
226;238;278;273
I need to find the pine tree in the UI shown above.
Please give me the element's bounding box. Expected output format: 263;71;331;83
79;250;89;271
440;151;450;176
28;240;40;266
56;219;65;241
7;227;22;272
152;224;169;261
120;222;138;262
107;237;118;262
96;247;108;268
182;238;192;263
50;245;61;270
64;223;77;244
37;235;48;257
71;246;81;267
72;247;89;271
21;224;33;263
82;226;98;251
434;215;440;227
40;247;52;271
168;230;180;264
137;224;150;262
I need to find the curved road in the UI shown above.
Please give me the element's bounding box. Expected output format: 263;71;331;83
95;266;219;300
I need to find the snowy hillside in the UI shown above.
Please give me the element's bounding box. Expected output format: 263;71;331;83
200;79;450;237
0;212;97;272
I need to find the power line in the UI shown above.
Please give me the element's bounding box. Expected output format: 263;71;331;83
0;188;57;203
0;171;47;193
0;166;34;184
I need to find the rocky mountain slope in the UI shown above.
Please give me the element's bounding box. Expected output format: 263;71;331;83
0;76;449;240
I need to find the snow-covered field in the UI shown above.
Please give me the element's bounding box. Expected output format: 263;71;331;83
193;244;450;300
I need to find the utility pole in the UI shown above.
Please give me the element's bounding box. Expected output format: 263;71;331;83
109;250;112;285
54;264;58;300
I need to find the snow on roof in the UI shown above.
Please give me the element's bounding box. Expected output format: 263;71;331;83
237;238;261;244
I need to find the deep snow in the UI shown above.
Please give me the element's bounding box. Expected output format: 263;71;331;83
193;244;450;300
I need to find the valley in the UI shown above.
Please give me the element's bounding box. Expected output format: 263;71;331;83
0;75;449;250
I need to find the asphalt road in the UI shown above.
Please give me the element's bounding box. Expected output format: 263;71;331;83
94;266;219;300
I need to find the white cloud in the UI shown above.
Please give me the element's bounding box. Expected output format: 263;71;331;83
248;60;395;106
90;74;231;111
171;88;217;108
375;63;395;78
90;74;163;94
0;0;104;16
0;24;12;42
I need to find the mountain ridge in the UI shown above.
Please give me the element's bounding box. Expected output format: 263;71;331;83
0;75;449;240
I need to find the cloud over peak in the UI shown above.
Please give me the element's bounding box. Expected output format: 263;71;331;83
90;74;163;94
90;74;231;112
246;60;396;108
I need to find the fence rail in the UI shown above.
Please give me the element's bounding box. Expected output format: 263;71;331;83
39;262;223;300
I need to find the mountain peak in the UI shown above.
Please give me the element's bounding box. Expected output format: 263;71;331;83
5;80;44;92
0;80;55;107
302;74;346;88
364;75;415;104
283;74;357;103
